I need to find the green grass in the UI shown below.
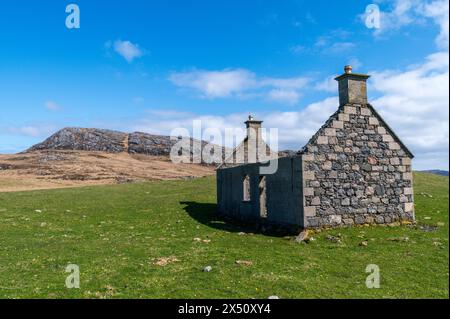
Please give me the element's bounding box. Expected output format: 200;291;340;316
0;172;448;299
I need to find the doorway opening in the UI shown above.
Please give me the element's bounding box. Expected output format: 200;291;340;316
259;176;267;218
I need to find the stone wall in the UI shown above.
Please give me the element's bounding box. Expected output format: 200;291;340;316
301;103;415;228
217;157;304;231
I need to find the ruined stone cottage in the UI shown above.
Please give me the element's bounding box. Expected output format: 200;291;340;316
216;66;415;230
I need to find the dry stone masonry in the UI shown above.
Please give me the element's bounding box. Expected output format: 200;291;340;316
300;104;414;228
217;66;415;231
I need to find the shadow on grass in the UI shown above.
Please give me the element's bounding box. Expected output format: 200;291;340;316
180;201;297;237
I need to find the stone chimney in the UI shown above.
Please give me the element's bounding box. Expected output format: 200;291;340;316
335;65;370;106
245;115;263;140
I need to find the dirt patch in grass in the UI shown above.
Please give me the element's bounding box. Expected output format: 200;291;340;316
0;150;214;192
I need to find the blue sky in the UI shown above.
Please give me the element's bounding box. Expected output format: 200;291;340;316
0;0;448;170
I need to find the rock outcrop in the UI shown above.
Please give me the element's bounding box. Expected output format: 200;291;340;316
27;128;128;153
27;127;292;164
26;127;229;164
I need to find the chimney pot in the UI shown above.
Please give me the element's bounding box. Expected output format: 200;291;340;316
335;66;370;106
344;65;353;74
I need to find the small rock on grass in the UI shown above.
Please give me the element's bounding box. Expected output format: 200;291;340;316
268;296;280;299
325;234;341;244
294;230;310;243
359;241;368;247
235;260;253;266
203;266;212;272
419;225;438;232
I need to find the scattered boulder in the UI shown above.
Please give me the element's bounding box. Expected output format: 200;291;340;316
203;266;212;272
294;230;311;243
419;225;438;232
0;164;12;170
235;260;253;266
325;234;342;244
419;192;433;198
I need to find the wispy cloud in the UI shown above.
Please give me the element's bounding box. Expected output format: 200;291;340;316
106;40;145;63
362;0;449;49
267;89;301;105
326;42;355;54
421;0;449;49
169;69;257;98
128;98;338;151
169;68;309;104
44;100;61;111
370;51;449;170
148;49;449;170
291;29;356;56
1;125;56;138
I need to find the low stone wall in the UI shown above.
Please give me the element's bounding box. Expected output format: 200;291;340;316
217;157;304;231
301;103;415;228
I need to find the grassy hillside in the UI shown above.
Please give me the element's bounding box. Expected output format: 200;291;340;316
0;172;448;298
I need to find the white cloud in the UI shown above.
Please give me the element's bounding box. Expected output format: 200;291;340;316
143;49;449;170
169;68;309;104
44;101;61;111
267;89;301;105
169;69;257;98
369;0;420;35
421;0;449;49
364;0;449;49
1;125;54;138
128;97;338;151
261;77;309;89
347;57;363;70
290;45;307;55
315;76;338;92
109;40;145;63
370;51;449;170
326;42;355;54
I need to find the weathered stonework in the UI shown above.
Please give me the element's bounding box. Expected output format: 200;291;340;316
300;101;414;228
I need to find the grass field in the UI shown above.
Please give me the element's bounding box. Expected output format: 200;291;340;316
0;172;448;299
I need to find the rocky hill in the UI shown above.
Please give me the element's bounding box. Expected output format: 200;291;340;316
27;127;295;162
26;127;226;163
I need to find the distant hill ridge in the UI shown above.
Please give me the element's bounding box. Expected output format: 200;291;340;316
419;170;449;177
27;127;216;157
26;127;296;160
